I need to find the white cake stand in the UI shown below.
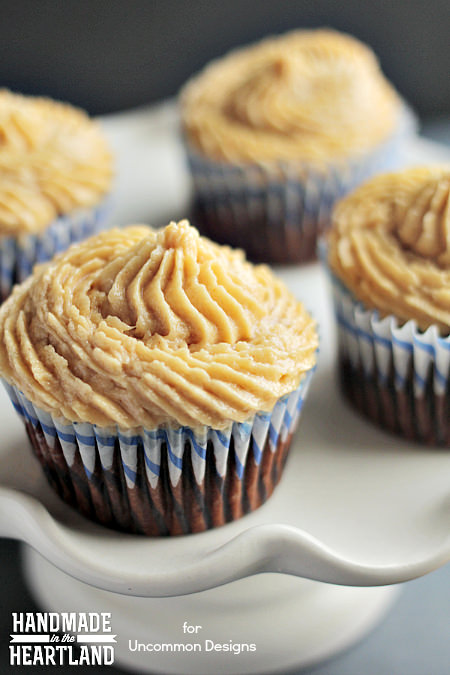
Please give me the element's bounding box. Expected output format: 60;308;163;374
0;104;449;674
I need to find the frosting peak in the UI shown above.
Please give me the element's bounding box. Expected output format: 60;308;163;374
0;221;317;429
224;54;304;135
164;219;199;249
393;171;450;265
181;29;402;163
94;220;265;346
328;167;450;333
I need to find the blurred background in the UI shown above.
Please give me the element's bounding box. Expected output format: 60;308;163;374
0;0;449;122
0;1;449;673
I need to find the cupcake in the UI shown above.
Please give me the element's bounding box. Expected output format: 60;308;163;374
0;89;113;301
180;29;416;265
326;166;450;446
0;220;318;535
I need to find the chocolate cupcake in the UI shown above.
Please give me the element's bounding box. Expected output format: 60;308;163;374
180;29;416;264
0;221;318;535
326;166;450;446
0;89;113;300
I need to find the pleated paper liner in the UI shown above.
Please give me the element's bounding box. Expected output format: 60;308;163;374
329;274;450;447
185;106;417;265
4;370;315;536
0;198;110;302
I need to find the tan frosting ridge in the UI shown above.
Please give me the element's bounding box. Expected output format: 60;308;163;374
181;29;401;164
0;221;318;429
0;89;113;236
328;166;450;333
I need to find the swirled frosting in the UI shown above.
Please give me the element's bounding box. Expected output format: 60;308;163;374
0;89;113;236
0;220;317;429
181;29;402;164
328;167;450;333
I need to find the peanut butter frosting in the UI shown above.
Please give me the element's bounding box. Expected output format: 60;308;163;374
181;29;402;164
0;220;317;429
328;167;450;334
0;89;112;236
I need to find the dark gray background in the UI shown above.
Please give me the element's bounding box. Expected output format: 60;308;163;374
0;0;449;118
0;2;449;673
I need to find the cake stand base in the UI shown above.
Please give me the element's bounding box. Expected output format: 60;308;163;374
23;545;399;674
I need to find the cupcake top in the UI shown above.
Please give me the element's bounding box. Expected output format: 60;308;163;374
328;166;450;334
0;89;113;237
0;220;317;429
181;29;402;165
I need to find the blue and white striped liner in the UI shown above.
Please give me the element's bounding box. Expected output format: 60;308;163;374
330;275;450;398
0;198;110;300
3;369;315;490
185;106;416;246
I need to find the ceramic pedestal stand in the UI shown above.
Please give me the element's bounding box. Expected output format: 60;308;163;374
23;547;398;675
1;109;449;675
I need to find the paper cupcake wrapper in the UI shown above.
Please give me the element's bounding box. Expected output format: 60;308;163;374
328;271;450;446
3;369;315;535
0;198;111;302
185;106;417;264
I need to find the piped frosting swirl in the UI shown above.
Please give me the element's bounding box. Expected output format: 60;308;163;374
0;89;113;236
328;166;450;333
0;221;317;429
181;29;402;164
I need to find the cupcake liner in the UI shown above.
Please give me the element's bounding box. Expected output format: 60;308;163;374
328;271;450;446
185;106;416;265
0;198;111;302
3;369;315;535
